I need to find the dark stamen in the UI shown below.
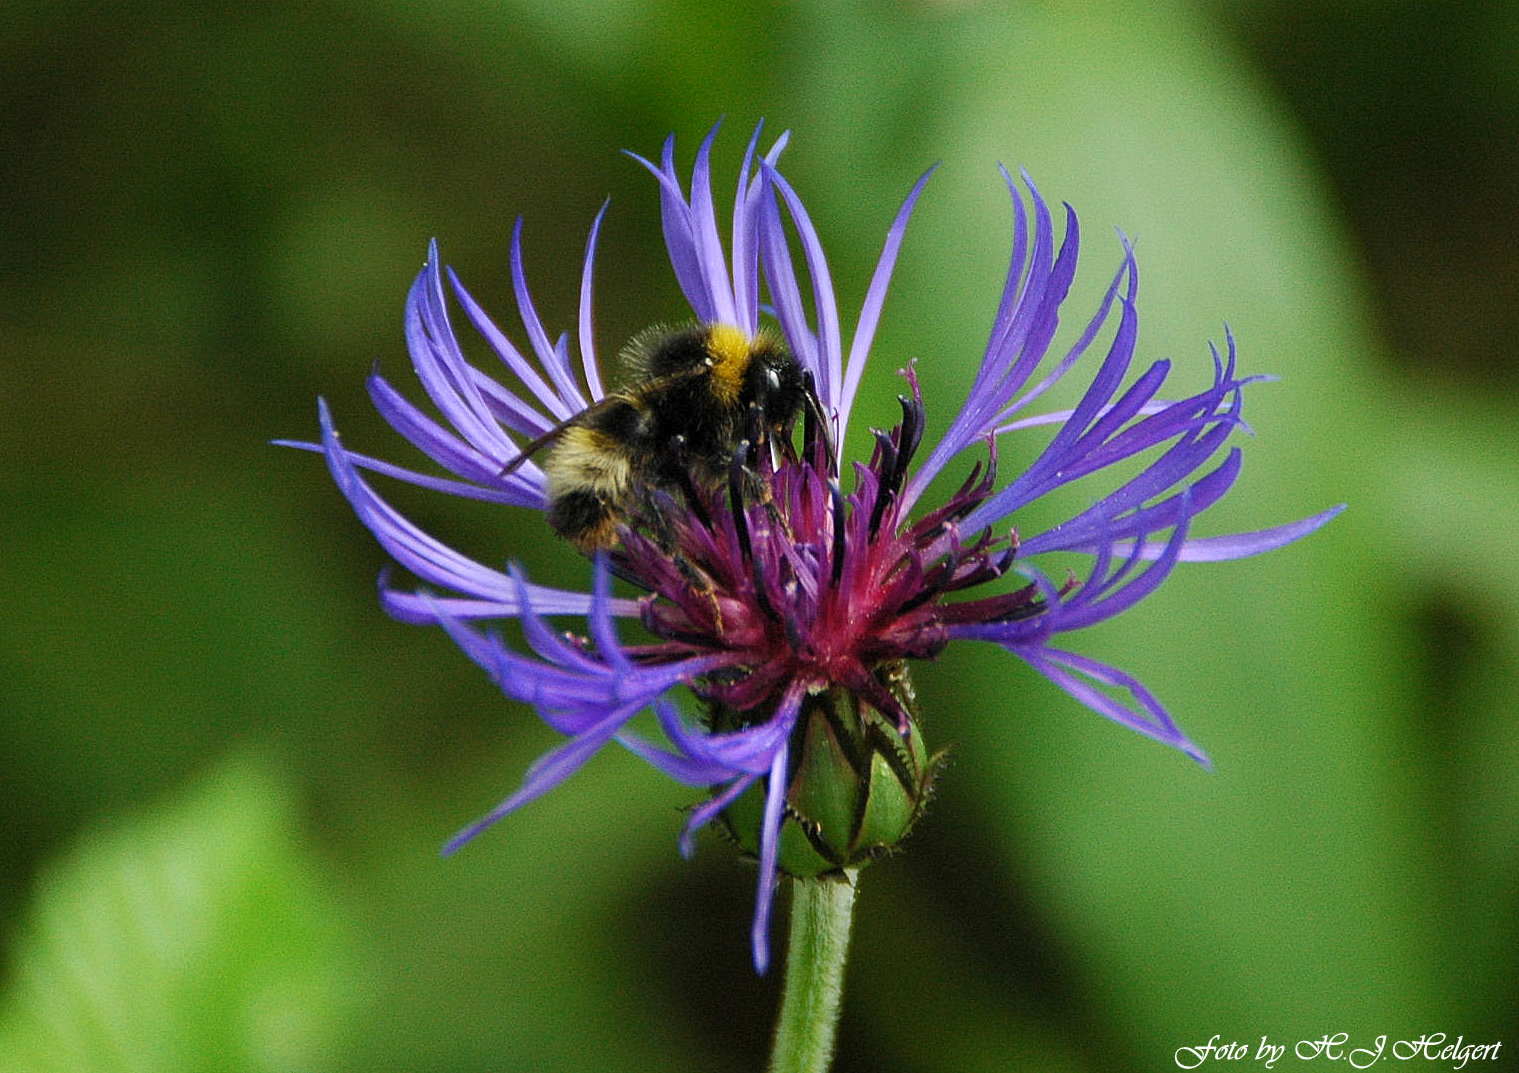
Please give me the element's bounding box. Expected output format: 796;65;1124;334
889;394;924;493
828;478;848;588
800;372;837;477
802;377;820;462
867;429;898;539
871;428;898;478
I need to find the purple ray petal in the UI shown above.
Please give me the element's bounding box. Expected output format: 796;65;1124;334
318;401;530;598
1108;503;1347;562
446;268;573;427
577;202;609;400
838;166;936;443
442;704;634;855
763;162;844;426
510;218;589;409
751;739;791;975
1018;645;1210;766
405;253;520;456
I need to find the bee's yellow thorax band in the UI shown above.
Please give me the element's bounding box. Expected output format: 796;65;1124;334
706;323;751;406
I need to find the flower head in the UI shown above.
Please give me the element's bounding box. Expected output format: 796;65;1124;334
292;123;1342;972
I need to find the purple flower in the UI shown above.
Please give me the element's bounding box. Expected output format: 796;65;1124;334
292;124;1342;972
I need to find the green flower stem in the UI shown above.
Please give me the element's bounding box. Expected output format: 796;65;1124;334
767;871;859;1073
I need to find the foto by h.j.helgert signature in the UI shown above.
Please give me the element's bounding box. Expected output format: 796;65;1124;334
1174;1032;1502;1069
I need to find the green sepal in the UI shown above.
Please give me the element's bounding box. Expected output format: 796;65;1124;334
790;693;865;855
854;734;923;853
712;662;942;878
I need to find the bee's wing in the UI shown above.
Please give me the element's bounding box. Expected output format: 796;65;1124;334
498;410;588;477
499;364;715;478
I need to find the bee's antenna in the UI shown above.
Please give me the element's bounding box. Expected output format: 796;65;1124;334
827;478;849;588
497;414;580;479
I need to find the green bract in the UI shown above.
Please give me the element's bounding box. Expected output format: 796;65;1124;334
716;663;944;878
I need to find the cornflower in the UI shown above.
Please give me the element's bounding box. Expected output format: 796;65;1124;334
293;124;1340;979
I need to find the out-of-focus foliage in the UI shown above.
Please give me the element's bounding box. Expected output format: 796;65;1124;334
0;760;359;1072
1;0;1514;1070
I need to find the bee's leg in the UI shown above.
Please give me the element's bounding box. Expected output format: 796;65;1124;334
663;435;714;531
632;484;684;552
724;439;790;630
631;482;727;636
799;370;837;477
737;403;796;544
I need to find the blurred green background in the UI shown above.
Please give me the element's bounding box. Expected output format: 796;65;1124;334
2;0;1515;1069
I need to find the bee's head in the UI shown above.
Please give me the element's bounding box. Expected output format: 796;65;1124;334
745;335;808;430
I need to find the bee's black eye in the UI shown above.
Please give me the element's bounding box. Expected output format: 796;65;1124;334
764;368;781;395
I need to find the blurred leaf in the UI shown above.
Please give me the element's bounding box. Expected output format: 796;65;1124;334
1392;380;1519;613
1387;380;1519;1024
0;758;362;1073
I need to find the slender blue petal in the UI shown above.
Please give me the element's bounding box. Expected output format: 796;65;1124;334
619;699;747;787
442;704;634;854
905;175;1110;507
1109;503;1347;562
380;588;632;622
447;267;578;427
577;202;609;400
404;254;522;458
319;401;534;600
688;123;738;328
1017;447;1240;558
838;166;936;443
758;179;821;396
510;218;590;410
680;774;760;859
1020;645;1210;765
277;437;531;505
629;135;711;321
761;162;844;427
752;735;793;975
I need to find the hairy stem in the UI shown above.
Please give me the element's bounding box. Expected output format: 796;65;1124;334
767;872;858;1073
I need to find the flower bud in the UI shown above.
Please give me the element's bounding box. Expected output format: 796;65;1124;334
714;662;943;877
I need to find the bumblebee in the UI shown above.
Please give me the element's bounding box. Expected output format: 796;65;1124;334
504;322;809;551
